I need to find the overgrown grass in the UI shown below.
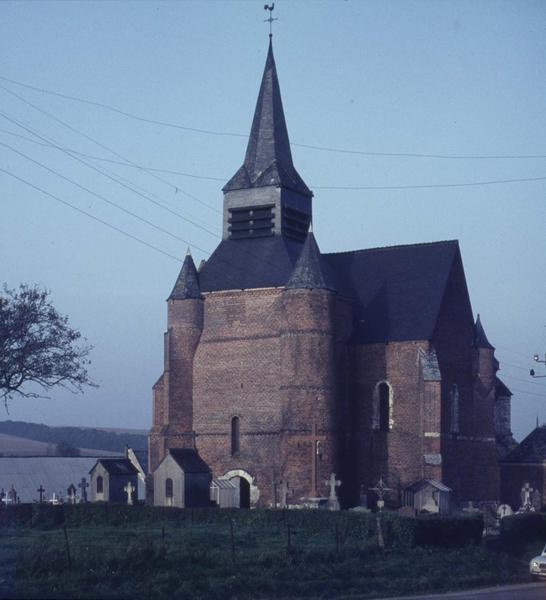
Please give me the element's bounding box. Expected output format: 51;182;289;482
2;509;540;599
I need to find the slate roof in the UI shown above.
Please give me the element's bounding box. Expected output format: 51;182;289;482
495;377;512;397
324;240;460;343
199;236;303;292
474;314;495;350
501;426;546;463
168;449;211;474
169;251;200;300
223;40;312;198
199;238;460;343
0;456;113;503
286;231;335;291
93;458;139;476
405;479;451;493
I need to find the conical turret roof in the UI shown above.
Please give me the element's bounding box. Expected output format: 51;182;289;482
223;40;312;197
474;314;495;350
286;230;334;290
168;250;200;300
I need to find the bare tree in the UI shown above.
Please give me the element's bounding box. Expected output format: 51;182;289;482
0;284;96;407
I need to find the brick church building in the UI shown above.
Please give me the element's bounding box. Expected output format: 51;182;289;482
148;39;513;509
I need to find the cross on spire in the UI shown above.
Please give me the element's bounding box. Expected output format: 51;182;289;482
264;3;277;38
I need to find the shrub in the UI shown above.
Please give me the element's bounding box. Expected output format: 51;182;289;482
415;514;483;547
500;512;546;550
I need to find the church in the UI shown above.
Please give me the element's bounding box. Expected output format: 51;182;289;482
148;38;513;509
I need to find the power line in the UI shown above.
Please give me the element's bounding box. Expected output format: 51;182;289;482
3;123;546;194
0;167;182;263
510;387;546;398
2;74;546;160
0;83;219;214
0;140;212;254
502;373;546;387
0;127;227;184
313;175;546;191
0;109;219;238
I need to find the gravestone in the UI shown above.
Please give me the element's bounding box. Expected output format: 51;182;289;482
279;480;289;509
325;473;341;511
369;476;392;512
67;484;77;504
78;477;89;502
518;482;534;513
37;485;45;503
531;488;542;512
497;504;513;519
124;482;135;505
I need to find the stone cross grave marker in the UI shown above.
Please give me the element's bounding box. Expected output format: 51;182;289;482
67;484;77;504
37;485;45;503
369;476;392;512
520;482;534;512
326;473;342;511
124;482;135;505
8;485;18;504
279;480;290;509
78;477;89;502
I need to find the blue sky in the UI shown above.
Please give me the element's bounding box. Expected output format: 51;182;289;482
1;0;545;440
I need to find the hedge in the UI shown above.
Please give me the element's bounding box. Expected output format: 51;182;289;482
0;504;484;548
500;512;546;548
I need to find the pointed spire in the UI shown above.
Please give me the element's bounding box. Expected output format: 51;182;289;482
223;40;312;197
286;230;334;290
168;252;200;300
474;314;495;350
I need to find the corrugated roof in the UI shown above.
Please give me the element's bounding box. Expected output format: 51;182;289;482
0;456;110;503
212;478;236;490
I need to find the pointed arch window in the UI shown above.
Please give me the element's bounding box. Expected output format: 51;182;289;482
372;382;393;431
96;476;103;494
231;416;240;455
450;384;460;434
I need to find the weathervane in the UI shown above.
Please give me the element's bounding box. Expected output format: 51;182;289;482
264;3;277;38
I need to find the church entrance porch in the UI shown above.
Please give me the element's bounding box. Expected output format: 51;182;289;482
223;469;259;508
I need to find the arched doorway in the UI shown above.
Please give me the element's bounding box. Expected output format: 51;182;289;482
234;477;250;509
223;469;259;508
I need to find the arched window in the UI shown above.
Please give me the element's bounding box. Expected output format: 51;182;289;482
450;384;460;434
96;476;103;494
231;416;240;455
165;478;173;498
373;382;393;431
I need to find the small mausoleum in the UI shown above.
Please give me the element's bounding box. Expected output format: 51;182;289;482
153;448;211;508
210;477;237;508
89;458;139;504
403;479;451;514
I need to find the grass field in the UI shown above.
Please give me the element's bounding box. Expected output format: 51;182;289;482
0;509;540;599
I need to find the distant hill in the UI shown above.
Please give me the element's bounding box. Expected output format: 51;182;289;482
0;420;147;454
0;433;122;457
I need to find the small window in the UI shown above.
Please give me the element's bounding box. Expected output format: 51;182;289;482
450;384;460;434
165;478;173;498
373;381;393;431
96;476;103;494
231;416;240;455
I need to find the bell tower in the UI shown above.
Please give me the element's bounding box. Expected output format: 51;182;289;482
222;40;312;244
